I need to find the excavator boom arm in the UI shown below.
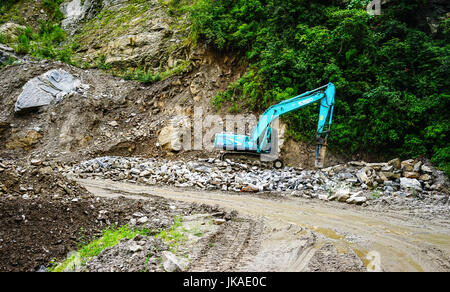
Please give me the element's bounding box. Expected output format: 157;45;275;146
213;82;336;168
250;83;336;153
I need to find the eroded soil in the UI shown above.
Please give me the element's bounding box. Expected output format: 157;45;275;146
0;185;227;272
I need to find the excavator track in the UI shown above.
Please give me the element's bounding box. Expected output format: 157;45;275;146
220;151;284;169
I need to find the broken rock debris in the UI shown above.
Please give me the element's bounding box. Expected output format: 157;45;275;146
70;156;449;207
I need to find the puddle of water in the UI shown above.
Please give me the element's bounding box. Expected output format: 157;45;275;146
306;225;345;241
303;224;372;269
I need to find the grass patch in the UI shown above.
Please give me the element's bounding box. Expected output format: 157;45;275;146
96;55;112;70
1;0;76;65
0;0;24;25
76;225;152;262
159;0;192;18
370;190;382;200
42;0;65;22
121;67;162;84
73;1;153;47
48;224;153;272
156;216;188;252
49;216;188;272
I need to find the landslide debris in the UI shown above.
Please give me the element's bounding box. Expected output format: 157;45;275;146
77;235;167;272
70;156;449;202
0;48;244;163
0;158;91;200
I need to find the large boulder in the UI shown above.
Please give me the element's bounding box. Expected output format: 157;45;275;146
277;121;287;154
335;188;351;202
157;116;190;152
346;191;367;205
388;158;401;169
161;251;188;272
403;171;420;179
356;166;376;186
99;27;170;68
14;69;87;113
400;177;422;191
401;159;415;171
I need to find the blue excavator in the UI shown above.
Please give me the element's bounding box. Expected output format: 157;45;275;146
213;82;336;169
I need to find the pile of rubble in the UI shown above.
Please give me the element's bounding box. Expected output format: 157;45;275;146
75;235;167;272
67;156;449;206
0;158;92;201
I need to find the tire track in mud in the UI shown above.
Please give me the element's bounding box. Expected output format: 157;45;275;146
77;178;450;272
188;219;263;271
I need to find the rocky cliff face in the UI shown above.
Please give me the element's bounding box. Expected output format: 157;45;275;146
62;0;189;73
0;51;245;165
419;0;450;34
60;0;104;35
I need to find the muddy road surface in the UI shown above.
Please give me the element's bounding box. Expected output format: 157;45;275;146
77;178;450;272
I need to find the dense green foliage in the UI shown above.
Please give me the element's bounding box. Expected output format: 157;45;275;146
190;0;449;174
0;0;23;25
0;0;75;63
0;0;20;12
1;0;448;174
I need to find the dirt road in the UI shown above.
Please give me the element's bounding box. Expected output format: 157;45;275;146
77;178;450;272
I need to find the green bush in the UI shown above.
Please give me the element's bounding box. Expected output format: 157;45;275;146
13;21;75;63
190;0;450;175
2;0;76;64
42;0;65;22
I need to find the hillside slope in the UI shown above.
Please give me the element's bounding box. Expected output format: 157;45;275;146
0;0;449;172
